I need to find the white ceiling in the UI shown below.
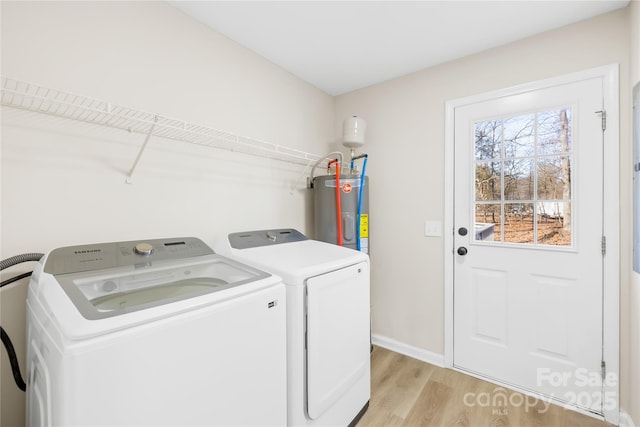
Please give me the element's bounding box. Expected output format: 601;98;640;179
169;1;629;96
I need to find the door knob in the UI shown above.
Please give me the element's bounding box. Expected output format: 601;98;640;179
457;247;468;256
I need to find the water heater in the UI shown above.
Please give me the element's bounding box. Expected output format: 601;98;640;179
313;174;369;254
311;116;369;253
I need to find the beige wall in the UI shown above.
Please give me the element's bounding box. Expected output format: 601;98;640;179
628;1;640;424
0;2;333;426
335;6;633;420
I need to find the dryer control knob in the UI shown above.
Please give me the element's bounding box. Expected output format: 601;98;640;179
134;243;154;256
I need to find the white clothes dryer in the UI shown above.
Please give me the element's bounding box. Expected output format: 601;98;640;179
216;229;370;427
26;237;287;427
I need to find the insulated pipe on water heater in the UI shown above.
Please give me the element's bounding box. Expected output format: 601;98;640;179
328;159;343;246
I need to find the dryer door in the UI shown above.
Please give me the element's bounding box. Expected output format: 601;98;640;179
306;261;370;419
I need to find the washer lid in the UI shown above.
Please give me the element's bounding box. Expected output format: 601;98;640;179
55;254;271;320
45;237;272;320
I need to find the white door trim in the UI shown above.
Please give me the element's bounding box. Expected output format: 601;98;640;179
443;64;620;424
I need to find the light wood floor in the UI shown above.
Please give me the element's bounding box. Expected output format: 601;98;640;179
357;346;613;427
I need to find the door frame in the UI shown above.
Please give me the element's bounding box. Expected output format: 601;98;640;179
443;64;620;424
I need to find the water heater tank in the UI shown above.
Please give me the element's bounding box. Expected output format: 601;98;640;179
342;116;366;149
313;174;369;254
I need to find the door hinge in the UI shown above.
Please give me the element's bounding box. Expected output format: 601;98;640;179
601;236;606;255
601;360;606;380
596;110;607;131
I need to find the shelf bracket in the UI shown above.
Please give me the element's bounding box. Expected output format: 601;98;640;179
126;115;158;184
292;158;314;194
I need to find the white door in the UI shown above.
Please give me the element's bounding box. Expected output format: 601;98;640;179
453;77;606;413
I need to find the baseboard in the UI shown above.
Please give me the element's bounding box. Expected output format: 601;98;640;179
620;410;637;427
371;334;445;367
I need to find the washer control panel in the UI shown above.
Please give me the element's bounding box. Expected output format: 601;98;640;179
44;237;214;275
229;229;307;249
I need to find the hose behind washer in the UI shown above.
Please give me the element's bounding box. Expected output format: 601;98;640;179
0;253;43;271
1;327;26;391
1;252;43;392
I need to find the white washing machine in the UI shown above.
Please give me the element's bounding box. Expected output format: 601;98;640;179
216;229;370;427
26;237;287;426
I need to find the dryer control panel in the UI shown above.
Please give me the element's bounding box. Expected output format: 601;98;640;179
228;229;307;249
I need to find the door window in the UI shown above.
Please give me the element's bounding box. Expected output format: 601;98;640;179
474;108;573;247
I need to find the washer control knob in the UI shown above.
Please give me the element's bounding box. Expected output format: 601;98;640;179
134;243;154;256
266;231;277;242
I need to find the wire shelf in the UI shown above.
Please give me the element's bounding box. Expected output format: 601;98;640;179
1;76;322;180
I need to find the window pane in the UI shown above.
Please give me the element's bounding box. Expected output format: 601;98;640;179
537;201;571;246
537;109;572;155
475;120;501;160
504;114;534;158
475;204;501;242
504;159;534;200
504;203;534;244
475;161;501;201
537;156;571;200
